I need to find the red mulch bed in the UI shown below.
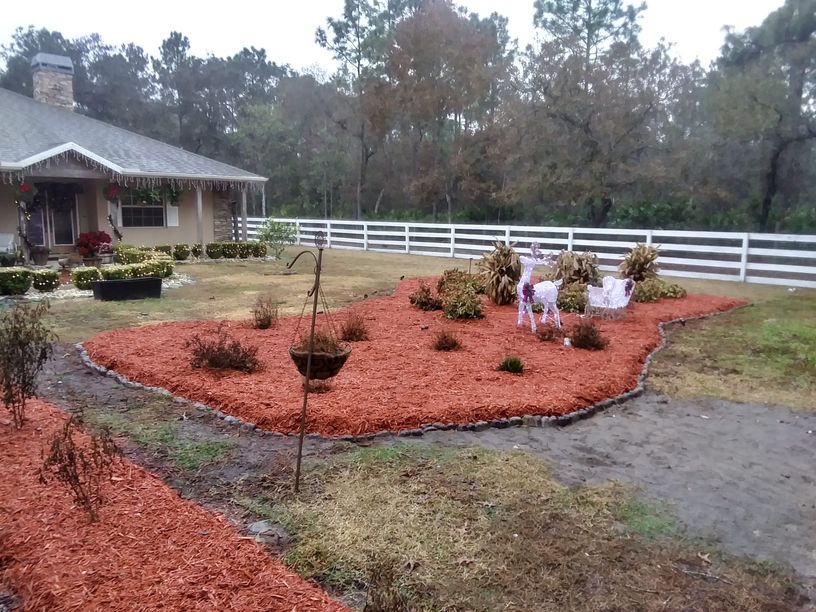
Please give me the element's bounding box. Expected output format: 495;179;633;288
0;400;348;612
84;278;743;437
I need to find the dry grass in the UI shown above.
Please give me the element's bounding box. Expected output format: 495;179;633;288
261;445;801;611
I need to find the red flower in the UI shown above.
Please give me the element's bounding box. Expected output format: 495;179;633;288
104;184;120;200
19;182;31;193
76;231;113;256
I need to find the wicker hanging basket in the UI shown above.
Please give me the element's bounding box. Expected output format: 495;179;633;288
289;346;351;380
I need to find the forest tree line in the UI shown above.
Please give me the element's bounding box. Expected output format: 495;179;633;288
1;0;815;231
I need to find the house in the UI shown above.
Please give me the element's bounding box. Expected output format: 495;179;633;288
0;53;266;259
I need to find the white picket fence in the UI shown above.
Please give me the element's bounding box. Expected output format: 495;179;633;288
236;217;816;288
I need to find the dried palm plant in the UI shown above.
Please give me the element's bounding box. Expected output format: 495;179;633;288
549;250;600;285
479;240;520;305
619;244;660;281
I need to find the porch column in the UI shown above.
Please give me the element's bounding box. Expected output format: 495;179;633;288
261;186;266;218
196;187;204;248
240;188;248;242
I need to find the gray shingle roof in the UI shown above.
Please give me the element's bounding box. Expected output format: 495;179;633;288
0;87;266;188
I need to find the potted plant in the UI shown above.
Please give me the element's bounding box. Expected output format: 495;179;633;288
30;245;50;266
76;231;112;268
289;330;351;380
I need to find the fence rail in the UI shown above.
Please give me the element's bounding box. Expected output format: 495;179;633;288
237;217;816;288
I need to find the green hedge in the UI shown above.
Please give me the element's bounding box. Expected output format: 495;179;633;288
114;244;153;264
205;243;223;259
221;242;240;258
32;269;60;292
71;267;102;290
191;244;204;258
0;268;33;295
172;244;191;261
100;258;174;280
155;245;173;255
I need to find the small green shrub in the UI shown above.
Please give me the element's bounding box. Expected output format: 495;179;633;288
432;330;461;351
619;244;660;282
0;268;33;295
191;243;204;258
186;323;260;373
557;283;587;313
221;242;240;258
205;243;223;259
237;243;253;258
442;285;484;320
252;242;267;258
437;269;485;296
571;320;608;350
633;278;664;303
71;267;101;290
340;312;369;342
32;269;60;292
172;244;191;261
257;220;296;258
498;356;524;374
409;282;442;311
114;244;152;264
154;245;172;255
661;282;687;298
143;255;174;278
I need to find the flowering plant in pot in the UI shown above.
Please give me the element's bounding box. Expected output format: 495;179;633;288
76;231;112;267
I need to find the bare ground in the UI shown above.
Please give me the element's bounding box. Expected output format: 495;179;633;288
37;344;816;601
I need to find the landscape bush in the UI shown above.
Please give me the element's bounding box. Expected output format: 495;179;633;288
221;242;240;258
71;266;102;290
550;251;600;285
480;240;520;305
432;330;461;351
32;269;60;292
186;323;260;372
571;320;608;350
143;254;174;278
205;243;223;259
237;242;253;258
341;312;369;342
632;277;686;303
257;219;297;258
497;356;524;374
172;244;191;261
619;244;660;281
442;284;483;320
252;293;279;330
0;267;32;295
252;242;268;258
557;283;587;313
292;329;345;354
409;281;442;311
437;269;485;295
113;244;153;264
191;243;204;258
0;302;56;428
154;245;173;255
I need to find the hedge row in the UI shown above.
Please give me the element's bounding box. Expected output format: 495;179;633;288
204;241;266;260
0;268;33;295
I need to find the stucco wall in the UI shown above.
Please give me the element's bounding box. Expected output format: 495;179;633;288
0;184;18;246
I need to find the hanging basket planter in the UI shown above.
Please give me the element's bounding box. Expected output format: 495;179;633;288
288;346;351;380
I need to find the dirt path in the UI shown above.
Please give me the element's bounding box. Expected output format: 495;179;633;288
39;346;816;595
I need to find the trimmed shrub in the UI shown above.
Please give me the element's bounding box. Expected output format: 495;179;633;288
172;244;191;261
252;242;268;258
619;244;660;282
114;244;152;264
257;220;296;258
237;242;253;258
497;356;524;374
341;312;369;342
633;277;688;303
186;323;260;372
154;245;172;255
191;243;204;258
205;243;223;259
252;294;278;330
571;320;608;350
442;285;484;320
661;282;687;298
557;283;587;313
221;242;240;258
32;269;60;292
432;330;461;351
550;251;600;285
100;263;148;280
71;267;101;290
409;281;442;311
437;269;485;295
0;268;32;295
143;255;174;278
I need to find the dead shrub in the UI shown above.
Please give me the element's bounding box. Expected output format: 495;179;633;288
0;302;57;429
252;293;279;329
571;320;608;350
341;312;369;342
536;326;563;342
186;323;260;372
293;329;345;354
432;330;461;351
363;555;411;612
39;417;120;522
408;281;442;311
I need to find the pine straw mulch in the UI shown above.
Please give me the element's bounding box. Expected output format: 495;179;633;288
0;400;348;612
83;278;745;438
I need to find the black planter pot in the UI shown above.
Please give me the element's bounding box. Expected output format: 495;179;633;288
91;277;162;301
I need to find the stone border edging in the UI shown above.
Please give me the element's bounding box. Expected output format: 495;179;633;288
75;305;743;443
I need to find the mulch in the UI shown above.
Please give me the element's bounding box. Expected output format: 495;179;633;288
0;400;349;612
84;278;744;437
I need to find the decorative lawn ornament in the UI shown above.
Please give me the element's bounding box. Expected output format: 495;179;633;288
286;231;350;492
516;242;555;332
586;276;636;319
531;279;563;330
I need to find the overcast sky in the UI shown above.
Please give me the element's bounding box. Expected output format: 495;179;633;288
1;0;786;72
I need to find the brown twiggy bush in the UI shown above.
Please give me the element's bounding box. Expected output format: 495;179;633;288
408;281;442;311
571;320;609;350
341;312;369;342
252;293;279;329
293;329;345;354
186;323;260;372
432;330;462;351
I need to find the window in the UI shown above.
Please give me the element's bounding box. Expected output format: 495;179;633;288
121;187;165;228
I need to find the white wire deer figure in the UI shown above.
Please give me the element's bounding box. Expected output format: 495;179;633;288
516;243;562;333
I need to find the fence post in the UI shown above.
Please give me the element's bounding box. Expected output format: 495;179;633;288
405;224;410;253
504;226;511;246
739;233;749;282
326;221;332;248
363;222;369;251
567;228;574;251
645;230;653;246
450;226;456;258
295;219;301;246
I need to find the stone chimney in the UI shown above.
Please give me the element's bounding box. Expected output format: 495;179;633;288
31;52;74;110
